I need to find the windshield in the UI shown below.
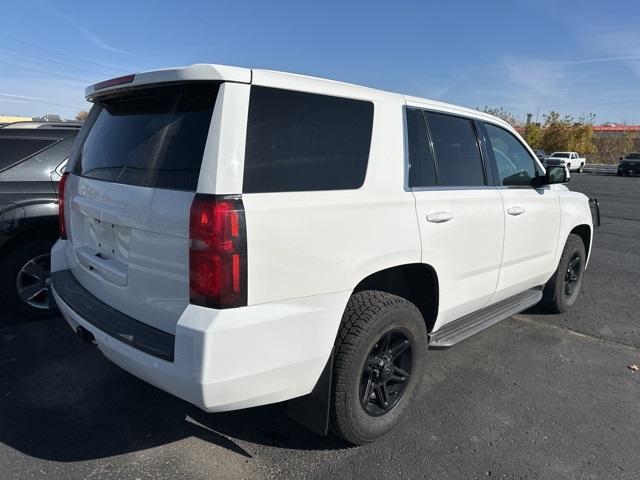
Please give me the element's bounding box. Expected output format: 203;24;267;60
551;153;570;158
73;83;219;191
626;153;640;160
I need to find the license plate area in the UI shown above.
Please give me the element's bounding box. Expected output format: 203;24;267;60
86;217;130;262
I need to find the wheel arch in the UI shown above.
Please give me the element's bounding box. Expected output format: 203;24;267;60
352;263;439;333
570;223;592;261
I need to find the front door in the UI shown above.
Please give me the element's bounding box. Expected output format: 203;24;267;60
481;122;560;302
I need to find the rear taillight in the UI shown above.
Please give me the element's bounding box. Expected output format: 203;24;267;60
58;172;69;239
189;194;247;309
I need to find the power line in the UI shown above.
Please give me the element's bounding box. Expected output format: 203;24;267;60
0;93;86;110
0;58;94;84
0;33;132;74
0;46;120;79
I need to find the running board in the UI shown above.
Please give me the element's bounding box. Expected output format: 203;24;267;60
429;288;543;349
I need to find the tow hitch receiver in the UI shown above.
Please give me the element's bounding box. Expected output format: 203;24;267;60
76;326;96;345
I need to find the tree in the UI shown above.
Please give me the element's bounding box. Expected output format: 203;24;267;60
75;110;88;122
523;123;542;148
539;111;596;155
477;106;518;126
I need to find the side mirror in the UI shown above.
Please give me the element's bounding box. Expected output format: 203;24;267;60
532;165;569;187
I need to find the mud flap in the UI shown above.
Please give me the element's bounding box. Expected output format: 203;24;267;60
287;350;333;436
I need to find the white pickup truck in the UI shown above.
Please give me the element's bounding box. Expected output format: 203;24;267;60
545;152;586;173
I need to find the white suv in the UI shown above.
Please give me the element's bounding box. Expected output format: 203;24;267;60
51;64;594;445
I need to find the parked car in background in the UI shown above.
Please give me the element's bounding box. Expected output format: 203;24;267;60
545;152;586;173
0;126;78;318
0;121;82;130
617;153;640;176
51;64;594;445
533;149;546;161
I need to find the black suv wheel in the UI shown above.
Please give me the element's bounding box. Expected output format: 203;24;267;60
541;234;586;313
0;240;58;319
330;290;427;445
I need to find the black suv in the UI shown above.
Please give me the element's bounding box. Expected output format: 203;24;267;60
0;126;79;318
617;153;640;176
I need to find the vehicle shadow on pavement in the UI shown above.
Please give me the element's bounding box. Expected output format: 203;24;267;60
0;313;348;463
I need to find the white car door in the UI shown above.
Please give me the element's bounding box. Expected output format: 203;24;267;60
481;122;561;302
406;107;504;327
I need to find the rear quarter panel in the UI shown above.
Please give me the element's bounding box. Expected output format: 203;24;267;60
237;75;420;304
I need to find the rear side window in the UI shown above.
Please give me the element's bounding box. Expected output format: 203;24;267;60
424;112;485;186
243;87;373;193
74;83;219;191
406;108;437;188
0;137;56;171
484;123;539;186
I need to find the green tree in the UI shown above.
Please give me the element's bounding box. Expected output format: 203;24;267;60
523;123;542;148
539;111;596;155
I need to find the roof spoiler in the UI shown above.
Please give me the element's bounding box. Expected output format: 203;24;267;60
85;64;251;101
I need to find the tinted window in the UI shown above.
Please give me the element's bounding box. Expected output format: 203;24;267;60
485;123;539;186
424;112;485;186
406;108;437;187
74;83;219;191
0;138;56;170
243;87;373;193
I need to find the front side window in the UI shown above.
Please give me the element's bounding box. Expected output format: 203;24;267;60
484;123;538;187
243;86;373;193
424;112;485;186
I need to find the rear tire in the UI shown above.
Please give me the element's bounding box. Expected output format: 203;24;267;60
578;163;584;173
330;290;427;445
541;234;586;313
0;240;58;320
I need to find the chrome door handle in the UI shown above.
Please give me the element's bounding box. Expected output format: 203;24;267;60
426;211;454;223
507;206;526;216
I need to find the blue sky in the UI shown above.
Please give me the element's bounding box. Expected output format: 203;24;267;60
1;0;639;123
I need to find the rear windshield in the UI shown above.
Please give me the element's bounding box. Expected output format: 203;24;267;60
73;83;219;191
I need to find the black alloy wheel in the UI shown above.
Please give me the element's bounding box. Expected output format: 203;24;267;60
564;253;581;298
360;330;412;416
330;290;427;445
541;233;586;313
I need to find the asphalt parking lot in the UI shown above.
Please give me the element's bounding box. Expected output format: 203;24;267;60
1;173;639;480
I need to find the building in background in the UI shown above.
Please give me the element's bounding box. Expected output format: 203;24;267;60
0;115;33;124
593;124;640;164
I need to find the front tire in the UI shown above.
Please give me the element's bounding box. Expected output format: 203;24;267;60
0;240;58;319
330;291;427;445
541;234;586;313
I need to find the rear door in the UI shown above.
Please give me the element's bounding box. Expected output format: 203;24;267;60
481;122;560;301
407;108;504;326
64;83;220;334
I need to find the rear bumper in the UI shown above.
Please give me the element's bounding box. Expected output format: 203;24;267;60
51;240;349;412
